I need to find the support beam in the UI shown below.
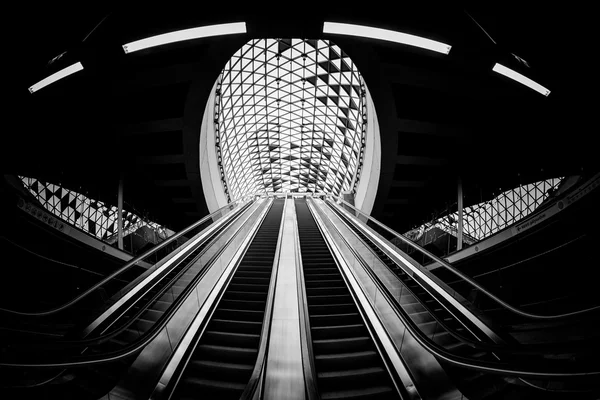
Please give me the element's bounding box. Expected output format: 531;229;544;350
457;176;463;251
117;176;124;250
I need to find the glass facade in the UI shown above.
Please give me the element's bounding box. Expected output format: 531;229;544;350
403;178;565;243
19;176;170;243
215;39;367;201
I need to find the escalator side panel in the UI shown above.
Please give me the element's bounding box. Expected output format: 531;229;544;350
171;199;285;400
295;199;399;400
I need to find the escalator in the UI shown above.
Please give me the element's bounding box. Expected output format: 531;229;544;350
295;199;400;400
3;201;254;400
62;217;238;398
171;199;284;400
325;200;599;399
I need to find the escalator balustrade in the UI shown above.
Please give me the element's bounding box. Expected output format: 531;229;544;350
171;199;284;400
296;199;399;400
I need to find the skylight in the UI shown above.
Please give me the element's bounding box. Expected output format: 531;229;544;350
215;39;367;201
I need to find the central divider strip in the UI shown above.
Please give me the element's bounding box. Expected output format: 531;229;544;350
262;197;304;400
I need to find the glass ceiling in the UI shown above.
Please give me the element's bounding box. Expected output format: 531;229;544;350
215;38;367;201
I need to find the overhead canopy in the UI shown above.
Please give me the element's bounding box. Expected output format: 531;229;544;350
214;38;367;201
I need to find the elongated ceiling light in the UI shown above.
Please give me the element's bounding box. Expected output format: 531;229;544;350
492;63;550;96
323;22;451;55
28;62;84;94
122;22;246;54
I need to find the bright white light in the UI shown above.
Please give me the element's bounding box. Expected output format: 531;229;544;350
28;62;84;94
492;63;550;96
122;22;246;54
323;22;451;55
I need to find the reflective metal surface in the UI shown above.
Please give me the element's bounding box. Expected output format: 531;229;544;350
263;198;305;400
104;199;271;400
312;198;600;380
307;198;418;400
329;195;600;320
83;199;253;337
326;198;503;344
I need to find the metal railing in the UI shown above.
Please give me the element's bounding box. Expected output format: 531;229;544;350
0;195;253;317
0;197;267;368
325;195;600;320
310;197;600;380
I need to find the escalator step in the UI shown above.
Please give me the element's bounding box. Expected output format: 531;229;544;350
310;313;361;327
172;199;284;400
309;303;356;314
203;331;261;347
311;324;366;340
215;308;264;321
195;344;258;363
220;299;266;311
179;376;246;396
210;319;262;334
313;336;372;353
308;294;352;305
321;385;395;400
315;350;379;370
296;199;398;400
223;290;268;301
187;359;253;380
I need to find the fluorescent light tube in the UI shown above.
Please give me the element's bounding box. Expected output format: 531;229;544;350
323;22;451;55
122;22;246;54
28;62;84;94
492;63;550;96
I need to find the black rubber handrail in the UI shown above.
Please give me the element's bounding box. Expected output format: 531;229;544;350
327;195;600;320
0;196;252;317
0;199;268;368
310;198;600;379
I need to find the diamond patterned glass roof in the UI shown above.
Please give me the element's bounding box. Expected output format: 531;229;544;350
215;38;367;201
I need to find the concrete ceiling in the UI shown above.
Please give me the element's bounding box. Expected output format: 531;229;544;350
5;6;597;233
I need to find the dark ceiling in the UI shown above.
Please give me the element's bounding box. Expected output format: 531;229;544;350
4;6;597;233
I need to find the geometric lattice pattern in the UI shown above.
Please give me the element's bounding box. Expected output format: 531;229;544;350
19;176;169;242
404;178;565;243
215;38;367;201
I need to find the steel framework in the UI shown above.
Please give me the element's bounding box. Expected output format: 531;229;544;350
19;176;170;243
215;38;367;201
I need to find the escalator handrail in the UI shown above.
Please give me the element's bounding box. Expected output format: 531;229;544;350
152;199;274;400
327;196;600;320
19;201;253;348
0;195;253;317
325;200;600;355
312;199;600;379
0;199;268;368
240;198;287;400
305;199;415;399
